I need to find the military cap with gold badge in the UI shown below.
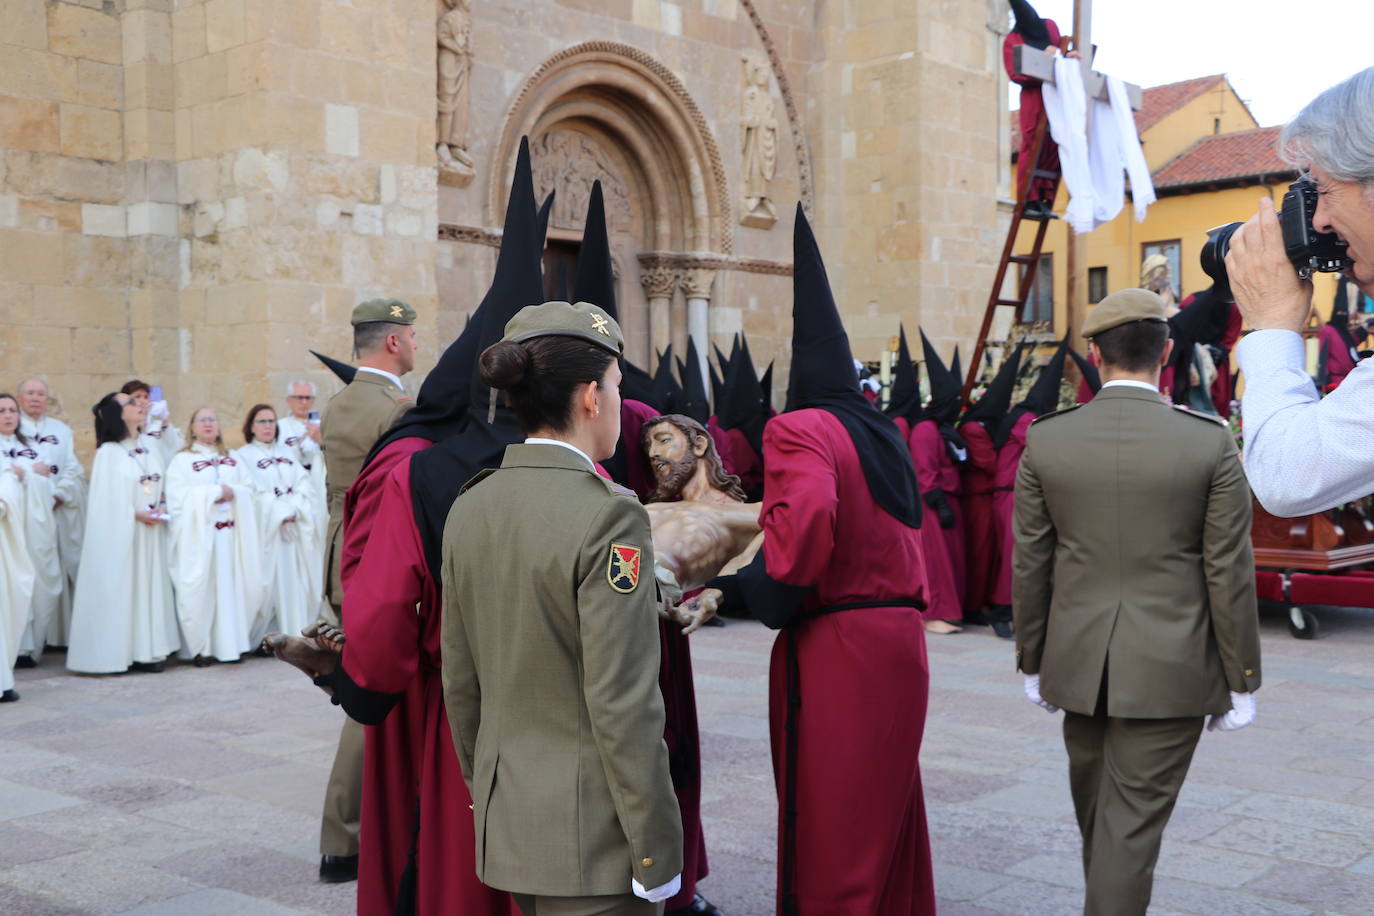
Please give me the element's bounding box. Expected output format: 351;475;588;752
502;299;624;355
1080;287;1168;339
351;297;417;326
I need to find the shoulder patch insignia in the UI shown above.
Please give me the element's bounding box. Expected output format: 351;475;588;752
1030;404;1081;425
608;543;642;593
1171;404;1227;425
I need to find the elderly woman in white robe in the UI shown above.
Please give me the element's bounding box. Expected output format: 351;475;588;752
18;378;86;648
0;394;39;701
0;394;61;667
68;393;180;675
165;407;263;666
234;404;318;642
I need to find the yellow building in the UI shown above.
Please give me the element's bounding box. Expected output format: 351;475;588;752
1023;74;1342;335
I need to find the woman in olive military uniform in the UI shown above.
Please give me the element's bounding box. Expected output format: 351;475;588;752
440;301;683;916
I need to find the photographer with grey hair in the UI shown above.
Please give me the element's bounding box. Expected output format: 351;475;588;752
1227;66;1374;516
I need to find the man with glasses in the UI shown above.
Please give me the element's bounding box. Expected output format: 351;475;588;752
279;381;323;472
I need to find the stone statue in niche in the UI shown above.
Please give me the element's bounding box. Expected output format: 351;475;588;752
740;56;778;228
436;0;475;187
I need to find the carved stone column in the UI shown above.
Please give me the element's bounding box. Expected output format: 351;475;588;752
682;266;716;389
638;258;679;360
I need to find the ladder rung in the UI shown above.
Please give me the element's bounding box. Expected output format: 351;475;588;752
1008;254;1036;265
996;298;1024;308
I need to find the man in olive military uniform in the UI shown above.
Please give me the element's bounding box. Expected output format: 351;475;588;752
1012;288;1262;916
317;297;418;883
442;302;683;915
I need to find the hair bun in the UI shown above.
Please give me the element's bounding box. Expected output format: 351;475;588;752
479;340;532;390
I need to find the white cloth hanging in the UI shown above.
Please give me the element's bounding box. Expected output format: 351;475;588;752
1044;60;1156;232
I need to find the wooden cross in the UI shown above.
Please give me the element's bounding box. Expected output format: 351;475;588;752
1011;44;1144;110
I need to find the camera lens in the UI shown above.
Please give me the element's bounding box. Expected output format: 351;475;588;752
1200;221;1243;292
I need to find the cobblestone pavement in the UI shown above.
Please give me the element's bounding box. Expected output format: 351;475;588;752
4;601;1374;914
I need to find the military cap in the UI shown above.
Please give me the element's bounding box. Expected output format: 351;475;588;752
351;298;417;326
1081;288;1168;339
503;300;624;356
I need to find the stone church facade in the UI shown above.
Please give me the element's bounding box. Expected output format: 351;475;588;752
1;0;1010;455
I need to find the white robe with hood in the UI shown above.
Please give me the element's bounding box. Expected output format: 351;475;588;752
234;440;319;641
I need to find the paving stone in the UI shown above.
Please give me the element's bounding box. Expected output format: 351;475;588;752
0;776;82;822
1244;863;1374;912
120;888;307;915
934;862;1019;901
1202;816;1367;868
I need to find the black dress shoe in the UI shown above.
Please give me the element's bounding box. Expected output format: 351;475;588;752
991;620;1015;640
0;689;19;703
130;661;165;673
192;656;214;668
667;894;724;916
319;854;358;883
15;655;37;669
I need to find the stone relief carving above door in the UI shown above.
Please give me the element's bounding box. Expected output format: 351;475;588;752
530;130;635;235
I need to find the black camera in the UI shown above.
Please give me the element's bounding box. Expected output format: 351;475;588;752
1200;176;1350;292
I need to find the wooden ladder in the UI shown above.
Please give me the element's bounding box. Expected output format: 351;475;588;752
960;112;1061;407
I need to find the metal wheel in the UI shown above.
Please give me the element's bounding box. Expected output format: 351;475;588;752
1288;605;1319;640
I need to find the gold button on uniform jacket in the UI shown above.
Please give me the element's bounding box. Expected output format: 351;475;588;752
1012;385;1262;718
441;443;684;897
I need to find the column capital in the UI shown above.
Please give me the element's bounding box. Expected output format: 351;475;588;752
639;264;679;299
681;267;716;299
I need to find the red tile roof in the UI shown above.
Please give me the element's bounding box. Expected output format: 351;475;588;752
1152;126;1294;190
1134;74;1226;132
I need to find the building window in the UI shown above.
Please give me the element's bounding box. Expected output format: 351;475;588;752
1088;266;1108;304
542;240;579;302
1019;253;1053;324
1141;240;1181;300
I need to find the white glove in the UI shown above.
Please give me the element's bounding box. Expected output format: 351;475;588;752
1023;674;1059;713
148;399;170;422
1207;691;1256;732
632;873;682;903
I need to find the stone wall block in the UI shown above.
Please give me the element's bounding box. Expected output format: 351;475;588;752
14;325;73;368
82;202;127;237
47;3;123;65
62;234;131;287
4;0;49;50
127;200;179;237
0;194;18;228
0;228;66;284
123;60;174;111
0;96;61;153
171;4;207;63
0;47;78;102
124;107;175;161
319;4;372;58
204;0;247;53
231;148;289;193
325;104;360;158
3;152;125;203
19;198;82;233
358;108;417;165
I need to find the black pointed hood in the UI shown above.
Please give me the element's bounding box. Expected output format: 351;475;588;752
1068;345;1101;396
995;338;1066;447
311;350;356;385
571;181;614;317
1010;0;1053;50
718;332;767;457
536;190;555;251
920;330;962;425
1165;284;1232;403
406;136;541;581
949;348;962;396
679;338;711;424
884;326;920;422
786;203;920;527
759;360;775;412
652;347;683;413
709;351;725;408
962;342;1025;429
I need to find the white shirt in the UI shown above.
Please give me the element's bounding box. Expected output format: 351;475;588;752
524;437;594;470
1101;379;1160;393
1236;328;1373;516
356;366;405;390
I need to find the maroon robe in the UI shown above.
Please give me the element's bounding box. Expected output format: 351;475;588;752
1004;20;1063;204
907;419;965;622
991;412;1035;607
341;440;514;916
721;426;763;496
620;398;661;500
707;415;737;476
957;421;999;616
758;409;935;915
1319;323;1358;392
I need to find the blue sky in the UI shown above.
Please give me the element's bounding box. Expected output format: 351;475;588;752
1005;0;1374;126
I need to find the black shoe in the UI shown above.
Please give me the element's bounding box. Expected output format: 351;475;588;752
961;610;992;626
991;620;1015;640
0;689;18;703
130;661;165;673
192;656;214;668
667;894;724;916
252;644;271;657
319;854;358;884
15;655;36;669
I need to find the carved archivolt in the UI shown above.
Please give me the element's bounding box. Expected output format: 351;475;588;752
492;41;732;255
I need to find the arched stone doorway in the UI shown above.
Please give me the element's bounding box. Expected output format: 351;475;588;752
489;42;730;370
